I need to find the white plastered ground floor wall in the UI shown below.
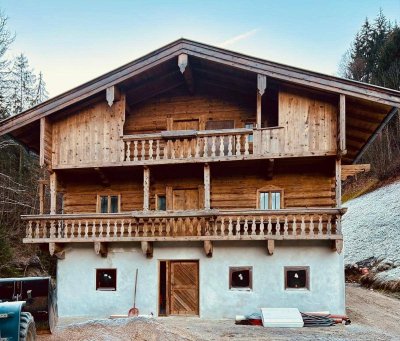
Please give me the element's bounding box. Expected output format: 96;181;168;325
57;241;345;318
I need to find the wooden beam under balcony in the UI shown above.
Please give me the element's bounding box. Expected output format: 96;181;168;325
94;241;108;257
204;240;213;257
49;242;65;259
141;241;153;258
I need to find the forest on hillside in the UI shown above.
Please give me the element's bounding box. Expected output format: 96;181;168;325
0;9;399;277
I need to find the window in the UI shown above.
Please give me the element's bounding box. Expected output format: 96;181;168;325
157;195;166;211
98;195;120;213
245;123;254;142
258;189;283;210
96;269;117;291
229;267;252;290
285;267;309;290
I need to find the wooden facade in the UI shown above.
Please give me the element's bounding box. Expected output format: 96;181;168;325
1;39;399;260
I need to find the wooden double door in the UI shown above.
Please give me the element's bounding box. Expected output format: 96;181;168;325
159;260;199;316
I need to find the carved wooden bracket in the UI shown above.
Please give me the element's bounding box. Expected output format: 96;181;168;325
49;242;65;259
94;242;108;257
178;54;194;94
267;240;274;255
106;86;121;107
257;74;267;96
332;239;343;254
204;240;213;257
141;241;153;258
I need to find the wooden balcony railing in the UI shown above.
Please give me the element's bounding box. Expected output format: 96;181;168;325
122;127;284;164
22;208;344;243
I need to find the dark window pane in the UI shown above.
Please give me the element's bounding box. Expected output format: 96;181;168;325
286;269;307;289
230;268;251;289
158;195;166;211
100;196;108;213
110;196;119;213
96;269;117;290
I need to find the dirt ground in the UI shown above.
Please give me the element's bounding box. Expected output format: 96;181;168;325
39;284;400;341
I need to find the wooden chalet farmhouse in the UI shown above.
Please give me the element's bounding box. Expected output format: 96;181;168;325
1;39;399;318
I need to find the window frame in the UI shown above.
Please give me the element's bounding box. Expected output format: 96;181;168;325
284;266;310;290
96;194;121;213
229;266;253;291
96;268;117;291
244;122;255;143
156;193;167;211
257;186;284;210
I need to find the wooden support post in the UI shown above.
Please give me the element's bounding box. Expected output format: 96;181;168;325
94;167;110;187
257;74;267;128
143;166;150;211
106;85;121;107
141;241;153;258
204;163;211;210
339;94;346;155
266;159;274;179
335;159;341;208
178;54;195;94
332;239;343;254
49;242;65;259
39;117;46;167
267;239;274;255
49;172;57;214
39;182;45;214
204;240;213;257
94;242;108;257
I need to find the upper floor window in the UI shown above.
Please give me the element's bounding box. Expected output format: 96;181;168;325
98;195;120;213
257;187;283;210
157;194;167;211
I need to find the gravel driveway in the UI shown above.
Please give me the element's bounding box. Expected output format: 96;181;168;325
39;284;400;341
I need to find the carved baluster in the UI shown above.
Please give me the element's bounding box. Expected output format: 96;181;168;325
85;220;89;238
50;220;56;238
151;219;155;236
195;139;200;158
166;218;171;237
171;141;176;159
267;217;272;235
243;218;248;235
179;140;184;158
292;216;297;236
98;220;103;237
92;220;96;237
260;217;265;236
236;135;241;155
133;141;138;161
235;217;241;237
244;135;249;155
78;221;82;238
120;220;125;237
163;142;168;160
335;215;341;235
187;140;192;159
189;218;194;235
203;137;208;157
42;221;47;238
309;216;314;236
156;140;160;160
58;221;62;238
318;216;323;236
141;141;146;160
128;220;132;237
143;219;148;237
71;221;75;239
197;218;203;236
134;218;139;237
276;217;281;236
284;216;289;236
27;221;33;239
126;141;131;161
301;216;306;235
228;217;233;236
251;217;256;235
34;221;40;239
205;219;211;236
228;135;233;156
220;217;225;236
219;136;224;156
211;136;216;157
106;220;111;237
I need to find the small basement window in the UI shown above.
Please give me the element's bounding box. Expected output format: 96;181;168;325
229;267;252;290
285;267;309;290
96;269;117;291
98;195;120;213
157;195;166;211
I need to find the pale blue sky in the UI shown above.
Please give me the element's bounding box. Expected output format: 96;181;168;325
1;0;399;97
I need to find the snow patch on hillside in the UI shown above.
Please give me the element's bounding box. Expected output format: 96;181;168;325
342;180;400;274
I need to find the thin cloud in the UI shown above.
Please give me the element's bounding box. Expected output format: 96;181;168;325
219;29;260;48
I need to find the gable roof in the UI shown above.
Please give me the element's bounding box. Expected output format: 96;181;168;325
0;38;399;163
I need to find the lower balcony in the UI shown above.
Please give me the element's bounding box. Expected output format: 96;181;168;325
22;208;345;258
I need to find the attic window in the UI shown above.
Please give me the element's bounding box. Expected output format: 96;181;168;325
285;267;309;290
96;269;117;291
229;266;252;290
